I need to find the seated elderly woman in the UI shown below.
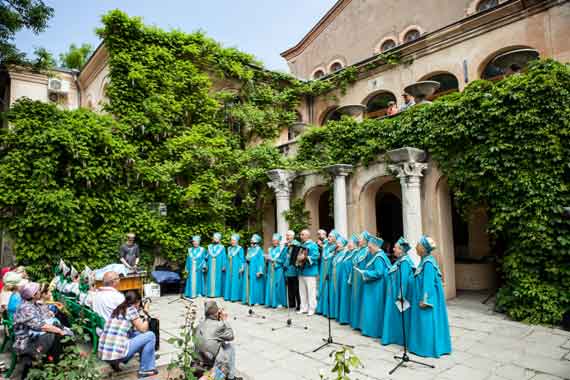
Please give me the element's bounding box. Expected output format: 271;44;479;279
13;282;72;379
1;272;25;317
98;290;157;378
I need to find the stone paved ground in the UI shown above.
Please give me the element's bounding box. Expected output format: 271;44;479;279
152;291;570;380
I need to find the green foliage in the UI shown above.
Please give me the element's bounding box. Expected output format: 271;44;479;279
27;325;102;380
31;46;56;71
319;346;362;380
284;198;311;233
293;60;570;325
167;302;199;380
59;43;93;70
0;0;54;65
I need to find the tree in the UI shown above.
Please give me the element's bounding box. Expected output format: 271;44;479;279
32;46;55;70
0;0;54;65
59;43;93;70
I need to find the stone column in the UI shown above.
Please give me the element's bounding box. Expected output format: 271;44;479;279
267;169;296;237
325;164;353;237
388;147;428;251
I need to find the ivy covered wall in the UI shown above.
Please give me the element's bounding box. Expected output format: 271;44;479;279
0;10;568;324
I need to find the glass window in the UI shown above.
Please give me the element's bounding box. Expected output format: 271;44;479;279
313;70;325;79
477;0;498;12
330;62;343;72
403;29;420;43
380;39;396;52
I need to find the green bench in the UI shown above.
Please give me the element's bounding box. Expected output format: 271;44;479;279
1;312;18;378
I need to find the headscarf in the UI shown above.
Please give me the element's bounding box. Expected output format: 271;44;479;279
231;234;240;242
20;282;40;301
368;235;384;249
328;229;340;240
361;230;371;242
419;235;437;254
272;233;282;242
192;235;201;243
213;232;222;241
3;271;23;287
396;237;412;253
350;233;360;246
337;236;348;247
250;234;262;244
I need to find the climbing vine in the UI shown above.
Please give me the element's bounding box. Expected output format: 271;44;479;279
293;60;570;324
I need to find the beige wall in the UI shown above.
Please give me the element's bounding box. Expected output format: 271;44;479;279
79;45;110;112
285;0;476;79
8;70;79;110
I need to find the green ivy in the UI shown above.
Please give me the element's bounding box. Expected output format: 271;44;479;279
283;199;311;233
292;59;570;324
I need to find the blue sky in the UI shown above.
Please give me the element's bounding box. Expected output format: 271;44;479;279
14;0;338;72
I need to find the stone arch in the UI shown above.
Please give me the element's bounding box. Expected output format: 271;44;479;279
319;105;341;126
362;90;397;119
399;25;423;44
478;45;538;80
374;36;398;54
304;186;331;237
419;71;460;100
358;176;401;239
328;59;345;73
311;67;326;80
433;175;455;297
294;173;329;236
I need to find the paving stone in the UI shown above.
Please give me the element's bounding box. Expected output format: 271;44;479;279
493;364;535;380
529;374;565;380
512;354;570;379
439;364;491;380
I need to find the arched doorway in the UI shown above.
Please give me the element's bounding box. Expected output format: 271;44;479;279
321;107;342;125
318;190;334;233
365;91;397;119
423;73;459;100
376;192;403;255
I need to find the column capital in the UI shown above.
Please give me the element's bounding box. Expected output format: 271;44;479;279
389;161;428;179
267;169;296;197
325;164;354;177
386;147;427;164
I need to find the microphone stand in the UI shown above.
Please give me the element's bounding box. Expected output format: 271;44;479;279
272;270;308;331
313;257;353;352
245;248;265;319
389;259;434;374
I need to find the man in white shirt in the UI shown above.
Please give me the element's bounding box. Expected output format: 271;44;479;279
92;271;125;321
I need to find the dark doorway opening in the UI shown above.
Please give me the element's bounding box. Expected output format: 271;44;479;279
375;192;403;256
318;190;334;233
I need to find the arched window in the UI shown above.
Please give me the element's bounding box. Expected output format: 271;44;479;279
403;29;420;43
481;48;539;81
380;39;397;53
477;0;498;12
330;62;343;72
365;91;397;119
321;107;342;125
313;70;325;79
424;73;459;100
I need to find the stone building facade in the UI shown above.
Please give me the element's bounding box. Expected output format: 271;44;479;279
1;0;569;298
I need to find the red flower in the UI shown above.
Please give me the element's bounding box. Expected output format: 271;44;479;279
47;355;54;362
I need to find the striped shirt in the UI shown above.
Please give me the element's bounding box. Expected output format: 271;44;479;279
98;306;139;361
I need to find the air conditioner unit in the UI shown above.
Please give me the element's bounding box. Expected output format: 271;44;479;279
48;78;70;93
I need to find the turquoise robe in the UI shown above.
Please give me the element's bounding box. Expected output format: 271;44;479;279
243;246;265;305
223;245;245;302
316;244;336;316
265;245;287;308
336;249;355;324
382;254;415;346
299;240;320;277
184;246;207;298
206;243;227;298
408;255;452;358
349;247;371;330
360;249;391;338
331;248;348;320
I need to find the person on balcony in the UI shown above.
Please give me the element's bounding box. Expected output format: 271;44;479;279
399;93;415;111
386;101;398;115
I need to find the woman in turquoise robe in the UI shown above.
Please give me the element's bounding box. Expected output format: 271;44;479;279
330;236;348;320
184;236;207;298
243;234;265;305
360;235;391;339
337;234;359;324
265;233;287;308
205;232;227;298
408;235;452;358
382;237;415;347
349;232;371;330
224;234;245;302
316;230;338;316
